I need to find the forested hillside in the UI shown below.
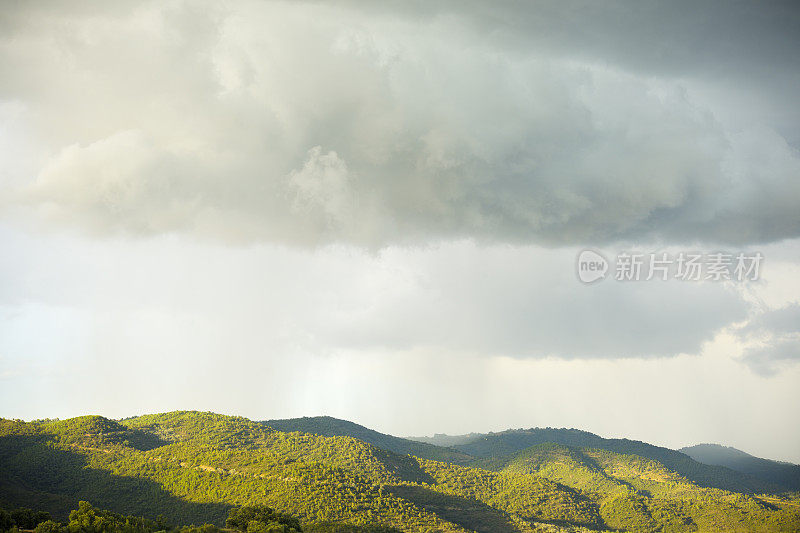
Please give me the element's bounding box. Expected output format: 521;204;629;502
475;443;800;532
406;434;483;448
1;412;799;533
413;428;784;494
262;417;472;464
681;444;800;492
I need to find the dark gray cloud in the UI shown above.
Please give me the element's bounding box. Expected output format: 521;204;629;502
356;0;800;141
1;1;798;247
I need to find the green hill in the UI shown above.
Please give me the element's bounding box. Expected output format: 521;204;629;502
0;412;598;532
413;428;782;494
1;412;799;532
262;417;472;464
475;442;800;532
681;444;800;492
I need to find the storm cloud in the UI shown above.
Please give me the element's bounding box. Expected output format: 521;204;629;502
2;1;800;463
1;0;799;246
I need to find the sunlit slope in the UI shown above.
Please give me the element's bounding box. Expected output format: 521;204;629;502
2;412;799;532
681;443;800;491
416;427;781;493
477;442;800;532
262;416;473;464
0;412;598;532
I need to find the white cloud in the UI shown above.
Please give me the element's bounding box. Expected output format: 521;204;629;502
287;146;362;242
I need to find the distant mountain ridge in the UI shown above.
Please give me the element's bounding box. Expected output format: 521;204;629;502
262;417;798;495
681;443;800;491
408;427;786;494
406;433;483;447
261;416;473;464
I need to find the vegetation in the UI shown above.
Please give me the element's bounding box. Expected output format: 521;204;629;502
226;505;301;532
1;412;799;532
681;444;800;491
262;417;471;465
475;442;800;532
0;507;50;530
416;427;783;493
0;501;306;533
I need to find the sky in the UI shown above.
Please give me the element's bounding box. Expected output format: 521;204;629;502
1;1;800;463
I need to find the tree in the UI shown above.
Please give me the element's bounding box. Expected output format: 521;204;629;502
10;509;49;530
0;510;13;532
34;520;65;533
226;506;301;533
